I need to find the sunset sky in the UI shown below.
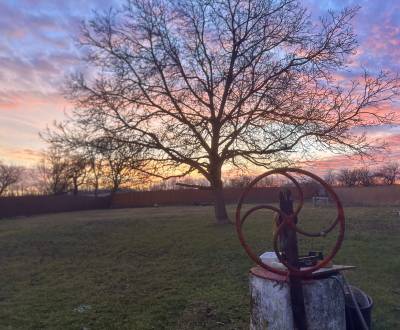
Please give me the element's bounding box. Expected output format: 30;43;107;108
0;0;399;172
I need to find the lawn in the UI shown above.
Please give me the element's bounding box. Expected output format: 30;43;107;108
0;204;399;329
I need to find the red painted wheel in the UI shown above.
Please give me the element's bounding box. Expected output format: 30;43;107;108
235;168;345;278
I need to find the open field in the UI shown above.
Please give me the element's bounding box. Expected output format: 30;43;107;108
0;205;399;329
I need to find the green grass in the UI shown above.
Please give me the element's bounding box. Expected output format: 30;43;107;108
0;205;399;329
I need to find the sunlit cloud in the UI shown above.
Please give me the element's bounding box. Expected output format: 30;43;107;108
0;146;42;166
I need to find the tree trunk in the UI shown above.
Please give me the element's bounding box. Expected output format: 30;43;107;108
212;185;230;224
209;159;230;224
93;178;99;197
73;178;78;196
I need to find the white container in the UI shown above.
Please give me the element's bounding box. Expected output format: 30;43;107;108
259;251;286;271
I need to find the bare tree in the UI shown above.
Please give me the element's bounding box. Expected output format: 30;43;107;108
337;168;357;187
354;167;375;186
65;153;88;195
0;162;23;196
226;175;254;189
375;162;400;185
332;167;376;187
42;124;148;195
87;154;104;196
37;147;70;195
324;170;337;186
63;0;399;223
94;138;147;194
16;167;41;196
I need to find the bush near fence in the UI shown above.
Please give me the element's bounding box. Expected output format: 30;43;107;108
0;195;111;218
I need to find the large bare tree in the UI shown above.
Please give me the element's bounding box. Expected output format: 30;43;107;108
65;0;399;223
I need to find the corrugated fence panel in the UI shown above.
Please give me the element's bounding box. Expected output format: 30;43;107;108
0;195;111;218
334;185;400;206
110;186;316;208
1;185;398;218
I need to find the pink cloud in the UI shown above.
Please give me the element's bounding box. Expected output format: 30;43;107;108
302;132;400;175
363;16;400;57
0;91;71;113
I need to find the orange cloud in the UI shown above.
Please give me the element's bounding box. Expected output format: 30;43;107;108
0;146;42;166
0;91;72;166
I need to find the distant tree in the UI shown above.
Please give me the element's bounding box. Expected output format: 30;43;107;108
42;126;149;196
65;153;88;195
324;170;337;186
226;175;254;189
354;167;375;186
86;154;104;196
337;167;375;187
337;168;358;187
93;138;147;194
0;162;23;196
16;167;41;196
375;162;400;185
59;0;399;223
37;147;70;195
